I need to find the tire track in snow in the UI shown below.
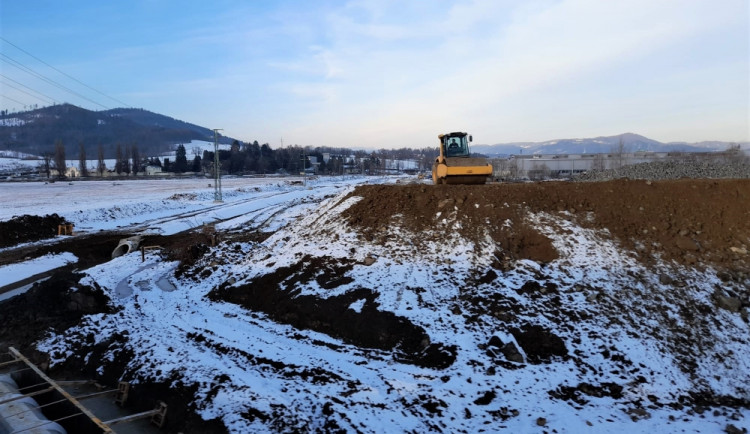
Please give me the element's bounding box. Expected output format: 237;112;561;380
131;190;293;234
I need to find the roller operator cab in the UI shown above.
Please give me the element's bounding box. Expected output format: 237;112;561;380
432;132;493;184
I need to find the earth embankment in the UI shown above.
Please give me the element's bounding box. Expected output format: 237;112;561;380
343;179;750;271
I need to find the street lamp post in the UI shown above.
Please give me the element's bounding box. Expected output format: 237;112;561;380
213;129;223;202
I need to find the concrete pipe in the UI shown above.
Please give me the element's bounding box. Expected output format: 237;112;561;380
0;374;67;434
111;236;143;259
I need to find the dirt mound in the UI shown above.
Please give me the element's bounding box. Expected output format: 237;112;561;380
511;324;568;364
0;270;111;356
3;178;749;433
208;255;457;369
342;184;559;264
0;214;68;248
342;179;750;271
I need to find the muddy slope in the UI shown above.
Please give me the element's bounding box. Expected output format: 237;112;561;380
2;178;749;433
343;179;750;271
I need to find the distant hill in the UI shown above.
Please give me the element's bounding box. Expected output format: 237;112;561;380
3;105;745;160
472;132;747;157
0;104;236;158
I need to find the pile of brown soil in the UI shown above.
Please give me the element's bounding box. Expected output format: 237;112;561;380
0;270;111;356
208;255;457;369
0;214;68;248
342;184;559;264
342;179;750;271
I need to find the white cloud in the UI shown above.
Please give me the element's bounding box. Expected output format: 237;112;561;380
275;0;748;146
2;0;745;146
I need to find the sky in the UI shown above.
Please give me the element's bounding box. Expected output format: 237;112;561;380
0;0;748;148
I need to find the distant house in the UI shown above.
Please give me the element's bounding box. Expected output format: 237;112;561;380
48;167;80;178
145;165;163;176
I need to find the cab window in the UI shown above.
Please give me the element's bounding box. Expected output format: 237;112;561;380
444;136;468;157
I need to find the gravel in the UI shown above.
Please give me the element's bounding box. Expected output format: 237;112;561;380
575;156;750;181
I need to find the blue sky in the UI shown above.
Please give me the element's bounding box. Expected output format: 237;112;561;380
1;0;748;148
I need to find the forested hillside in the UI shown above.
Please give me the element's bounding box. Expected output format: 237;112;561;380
0;104;231;158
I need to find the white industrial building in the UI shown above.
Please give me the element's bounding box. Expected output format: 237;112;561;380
491;151;733;179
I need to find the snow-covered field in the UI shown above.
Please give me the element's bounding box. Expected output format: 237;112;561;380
0;177;327;233
0;176;363;287
1;176;748;433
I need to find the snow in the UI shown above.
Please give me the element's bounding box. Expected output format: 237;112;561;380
159;139;231;159
0;155;119;173
0;252;77;287
0;177;332;233
0;118;26;127
0;252;78;301
0;175;745;433
0;139;222;174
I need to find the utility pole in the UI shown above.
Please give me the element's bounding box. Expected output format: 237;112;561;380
300;149;306;186
213;128;223;202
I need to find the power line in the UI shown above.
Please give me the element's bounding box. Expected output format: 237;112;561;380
1;37;131;108
0;94;27;106
0;53;110;110
0;73;57;105
0;36;134;110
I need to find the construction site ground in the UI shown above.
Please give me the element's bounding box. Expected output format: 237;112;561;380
0;176;748;433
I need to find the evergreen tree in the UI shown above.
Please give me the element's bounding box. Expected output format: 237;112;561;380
78;142;88;177
174;144;188;172
192;155;202;172
245;141;261;172
229;140;243;173
260;143;277;172
131;145;141;175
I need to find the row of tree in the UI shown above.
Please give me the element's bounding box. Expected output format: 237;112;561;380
40;139;445;178
193;140;440;176
41;141;143;178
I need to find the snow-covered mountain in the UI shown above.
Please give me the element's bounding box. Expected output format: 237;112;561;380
0;104;237;158
472;133;747;156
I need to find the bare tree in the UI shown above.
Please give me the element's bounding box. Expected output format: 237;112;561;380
115;144;123;174
97;144;106;176
491;158;511;180
419;150;435;173
721;143;748;166
131;145;141;175
591;153;606;171
507;158;521;180
611;136;628;170
53;140;66;179
122;145;131;175
78;142;88;177
528;162;550;181
41;153;52;178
